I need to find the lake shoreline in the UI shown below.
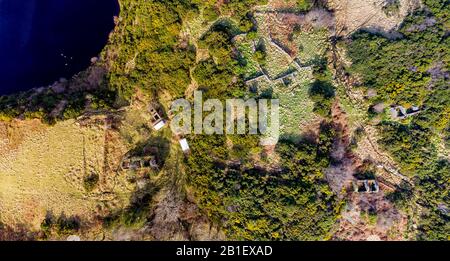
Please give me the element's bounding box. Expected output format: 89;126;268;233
0;0;119;96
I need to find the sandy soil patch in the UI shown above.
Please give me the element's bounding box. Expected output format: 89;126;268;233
328;0;421;37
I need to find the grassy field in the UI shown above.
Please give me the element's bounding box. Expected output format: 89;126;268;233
273;68;316;141
293;29;329;65
263;39;297;78
0;118;131;230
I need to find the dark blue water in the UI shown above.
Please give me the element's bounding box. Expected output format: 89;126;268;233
0;0;119;95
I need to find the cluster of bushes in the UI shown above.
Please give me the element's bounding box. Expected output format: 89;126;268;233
105;0;197;99
296;0;314;11
193;22;248;98
185;1;342;240
106;0;267;101
347;0;449;240
308;80;335;117
348;1;449;131
0;88;117;124
83;172;100;192
1;0;340;240
382;0;401;16
40;212;80;237
379;121;449;240
186;123;340;240
194;0;268;22
103;180;160;229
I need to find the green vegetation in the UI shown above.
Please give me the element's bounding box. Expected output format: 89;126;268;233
184;2;340;240
106;0;198;99
0;0;269;122
253;46;267;66
103;180;160;229
297;0;314;11
3;0;447;242
193;23;246;98
179;3;341;240
83;173;99;192
199;29;236;66
378;122;435;175
239;16;334;140
382;0;401;16
107;0;266;100
193;0;268;19
348;2;449;132
40;212;80;237
293;29;329;66
347;0;450;240
309;80;335;117
235;35;262;79
186;124;340;240
273;70;316;140
415;160;450;240
0;88;116;124
360;208;378;226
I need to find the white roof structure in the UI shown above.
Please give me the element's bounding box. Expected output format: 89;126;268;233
67;235;81;241
153;120;166;131
179;138;190;152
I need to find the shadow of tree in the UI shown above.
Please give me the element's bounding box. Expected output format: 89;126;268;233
40;210;81;238
126;135;171;170
102;179;161;229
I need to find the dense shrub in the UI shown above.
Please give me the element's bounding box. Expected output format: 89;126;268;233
347;0;449;240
